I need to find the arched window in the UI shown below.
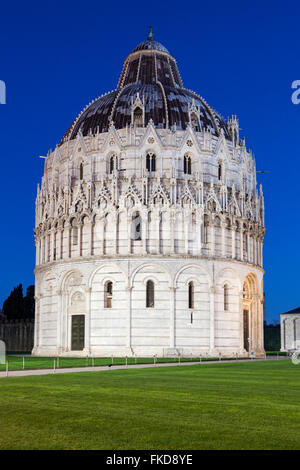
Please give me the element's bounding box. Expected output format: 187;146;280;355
191;113;200;132
132;212;142;241
188;281;194;309
72;223;78;245
134;107;143;127
146;153;156;172
218;162;222;181
184;155;192;175
224;284;229;311
109;155;116;174
79;163;83;180
105;281;113;308
146;280;154;308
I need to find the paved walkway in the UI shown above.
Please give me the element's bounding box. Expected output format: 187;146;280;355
0;356;288;378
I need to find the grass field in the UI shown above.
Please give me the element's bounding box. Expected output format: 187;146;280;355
0;360;299;450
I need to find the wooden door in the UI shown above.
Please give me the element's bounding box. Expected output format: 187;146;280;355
243;310;249;352
71;315;85;351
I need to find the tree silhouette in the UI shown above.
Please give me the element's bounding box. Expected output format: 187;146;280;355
2;284;35;320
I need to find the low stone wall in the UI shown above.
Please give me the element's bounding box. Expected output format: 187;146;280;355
0;320;34;352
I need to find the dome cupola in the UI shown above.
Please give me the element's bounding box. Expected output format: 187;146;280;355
62;28;230;143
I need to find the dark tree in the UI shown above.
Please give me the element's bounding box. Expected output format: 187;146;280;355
2;284;25;320
2;284;35;320
23;285;35;319
264;322;280;351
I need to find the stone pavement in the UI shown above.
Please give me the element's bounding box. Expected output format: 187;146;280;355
0;356;289;379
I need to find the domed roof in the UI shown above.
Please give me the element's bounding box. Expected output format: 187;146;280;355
62;29;230;143
131;26;169;53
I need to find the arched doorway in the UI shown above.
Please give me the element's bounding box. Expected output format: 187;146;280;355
71;315;85;351
242;274;260;354
70;291;86;351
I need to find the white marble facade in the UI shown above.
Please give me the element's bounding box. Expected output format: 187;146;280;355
33;36;265;358
281;313;300;351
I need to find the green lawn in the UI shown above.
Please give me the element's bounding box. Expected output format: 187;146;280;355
0;360;299;450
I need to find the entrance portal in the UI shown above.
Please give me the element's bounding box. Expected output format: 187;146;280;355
71;315;85;351
243;309;249;352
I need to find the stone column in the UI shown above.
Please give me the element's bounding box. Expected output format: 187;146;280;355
56;289;62;353
42;235;46;263
51;229;56;261
90;220;95;256
155;211;160;254
240;230;243;261
170;213;175;255
78;221;83;257
239;291;244;352
142;214;147;254
38;293;43;348
231;227;236;259
221;222;226;258
257;239;261;266
259;297;264;351
35;241;39;266
126;286;132;348
169;287;176;348
60;230;64;259
247;233;250;263
127;216;131;254
102;216;107;255
68;225;72;258
197;213;202;255
85;287;92;354
184;211;189;254
45;234;48;263
210;223;215;257
253;236;257;265
209;286;215;352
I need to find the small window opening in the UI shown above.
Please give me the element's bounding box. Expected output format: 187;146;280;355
105;281;113;308
224;284;229;311
134;107;143;127
146;280;155;308
188;281;194;309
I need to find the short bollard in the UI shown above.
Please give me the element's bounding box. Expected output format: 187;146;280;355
112;357;114;365
23;356;25;370
6;361;8;377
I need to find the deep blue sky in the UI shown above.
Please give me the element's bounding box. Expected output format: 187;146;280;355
0;0;299;322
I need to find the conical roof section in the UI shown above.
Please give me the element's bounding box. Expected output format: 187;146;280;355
117;27;183;89
62;29;230;143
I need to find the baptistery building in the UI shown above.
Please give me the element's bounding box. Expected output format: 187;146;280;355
33;30;266;357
